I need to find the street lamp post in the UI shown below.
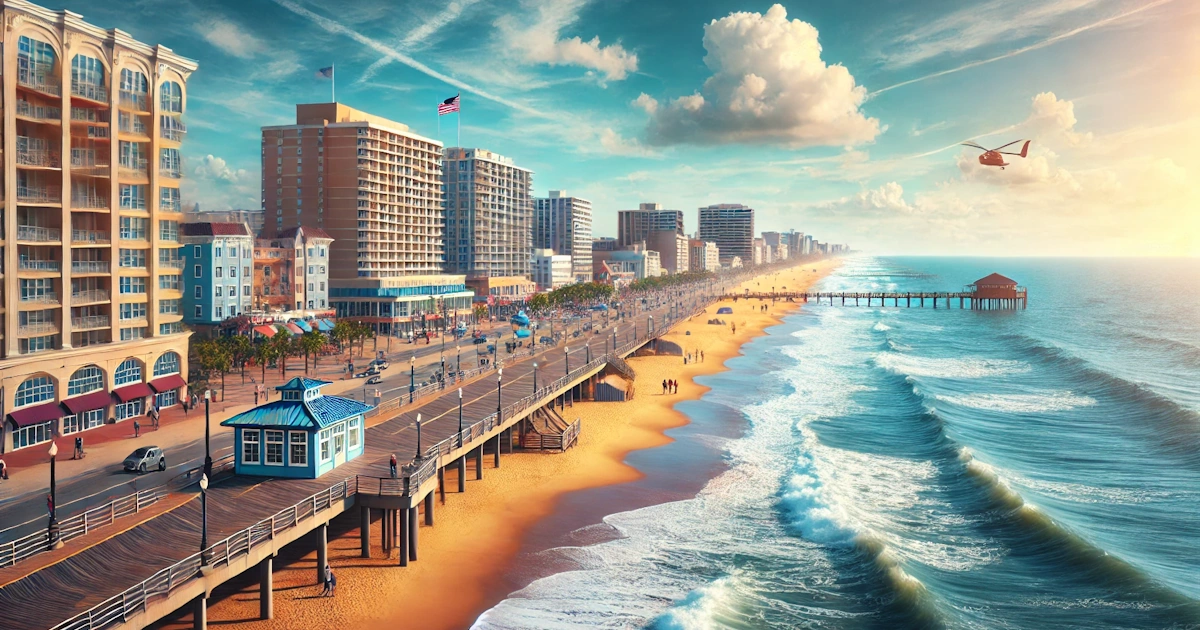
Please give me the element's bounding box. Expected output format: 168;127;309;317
533;363;538;394
456;343;461;374
199;473;209;564
457;388;464;439
415;414;423;459
409;355;416;403
203;390;212;480
497;368;503;422
47;441;59;549
564;346;569;376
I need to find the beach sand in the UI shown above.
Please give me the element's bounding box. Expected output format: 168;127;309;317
177;260;839;630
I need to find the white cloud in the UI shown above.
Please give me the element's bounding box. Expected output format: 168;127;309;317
497;0;638;82
193;154;255;183
199;18;264;59
184;155;259;211
640;4;880;147
632;93;658;114
358;0;483;84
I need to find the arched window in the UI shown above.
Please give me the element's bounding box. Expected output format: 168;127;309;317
70;54;105;100
154;352;180;376
120;68;147;94
15;375;55;408
115;359;142;386
17;36;56;86
160;81;182;113
68;366;105;396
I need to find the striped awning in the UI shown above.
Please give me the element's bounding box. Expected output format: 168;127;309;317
7;401;62;427
317;319;334;332
61;390;112;415
254;325;277;338
285;323;304;335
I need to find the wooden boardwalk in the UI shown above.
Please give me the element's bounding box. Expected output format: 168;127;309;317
0;298;706;630
737;291;1025;309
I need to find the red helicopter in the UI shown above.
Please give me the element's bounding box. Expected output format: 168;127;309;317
961;139;1030;169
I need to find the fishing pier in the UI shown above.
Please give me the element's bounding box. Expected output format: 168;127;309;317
739;272;1028;310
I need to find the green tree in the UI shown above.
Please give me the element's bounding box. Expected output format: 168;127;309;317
299;330;326;374
194;338;232;394
270;329;297;376
332;320;354;359
473;304;488;323
222;334;254;384
527;292;550;313
254;338;277;382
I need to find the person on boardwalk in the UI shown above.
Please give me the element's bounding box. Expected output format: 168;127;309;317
0;458;8;481
182;399;189;416
133;420;141;438
191;393;199;409
73;436;84;460
329;569;337;596
254;390;259;406
148;405;160;430
389;453;398;478
320;563;333;596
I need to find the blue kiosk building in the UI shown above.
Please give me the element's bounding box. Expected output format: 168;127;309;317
221;378;372;478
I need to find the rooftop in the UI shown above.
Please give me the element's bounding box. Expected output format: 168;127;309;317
181;222;252;237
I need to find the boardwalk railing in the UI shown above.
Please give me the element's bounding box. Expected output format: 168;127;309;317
0;488;166;568
51;479;356;630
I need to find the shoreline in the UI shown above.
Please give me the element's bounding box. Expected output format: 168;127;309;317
182;260;840;630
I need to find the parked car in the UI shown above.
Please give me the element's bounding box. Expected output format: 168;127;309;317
369;359;390;370
354;366;381;378
123;446;166;474
473;336;488;345
366;375;382;385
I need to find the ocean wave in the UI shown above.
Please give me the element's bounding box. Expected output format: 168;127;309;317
873;322;892;331
933;391;1097;413
874;352;1031;379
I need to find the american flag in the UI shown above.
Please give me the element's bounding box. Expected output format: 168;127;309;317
438;94;460;116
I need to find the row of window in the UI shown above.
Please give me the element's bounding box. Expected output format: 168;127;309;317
196;284;251;298
17;37;184;111
198;265;251;279
119;185;180;210
13;353;181;408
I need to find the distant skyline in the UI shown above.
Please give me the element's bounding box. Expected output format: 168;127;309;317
67;0;1200;255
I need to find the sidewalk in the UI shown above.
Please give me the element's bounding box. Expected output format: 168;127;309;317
0;337;463;494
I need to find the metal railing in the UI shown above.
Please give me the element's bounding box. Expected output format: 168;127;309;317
117;158;148;178
17;225;61;242
72;230;110;244
158;259;184;269
71;289;110;304
1;489;165;569
50;479;353;630
19;292;58;304
18;68;61;96
18;322;58;335
72;261;110;273
160;117;187;142
118;91;147;112
72;193;109;209
71;82;107;102
71;107;107;123
118;118;148;136
17;100;61;122
17;185;62;204
159;166;181;179
19;259;60;272
16;147;61;168
72;315;109;329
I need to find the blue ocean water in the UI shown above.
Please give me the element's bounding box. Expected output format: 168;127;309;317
474;257;1200;629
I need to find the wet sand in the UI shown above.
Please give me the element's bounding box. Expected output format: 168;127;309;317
180;260;839;630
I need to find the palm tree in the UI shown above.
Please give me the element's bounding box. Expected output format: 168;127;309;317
332;320;354;360
299;330;325;374
255;338;277;382
270;329;296;377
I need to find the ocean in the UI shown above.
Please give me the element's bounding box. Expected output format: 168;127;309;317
474;256;1200;630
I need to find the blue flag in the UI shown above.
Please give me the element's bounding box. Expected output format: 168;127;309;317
316;66;334;79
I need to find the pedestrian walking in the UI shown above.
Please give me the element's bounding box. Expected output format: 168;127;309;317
133;420;140;438
254;390;259;405
329;569;337;596
0;458;8;481
389;453;398;478
74;436;83;460
182;400;189;416
662;379;668;395
149;405;160;430
320;563;333;596
191;393;199;409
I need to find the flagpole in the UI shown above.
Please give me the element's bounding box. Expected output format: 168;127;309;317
331;63;336;102
457;94;461;148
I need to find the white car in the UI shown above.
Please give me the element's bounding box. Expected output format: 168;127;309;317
123;446;166;474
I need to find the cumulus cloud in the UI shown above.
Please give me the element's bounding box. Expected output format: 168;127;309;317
1025;91;1093;145
199;19;264;59
193;155;255;183
813;182;915;218
638;4;880;147
498;0;637;82
632;93;658;115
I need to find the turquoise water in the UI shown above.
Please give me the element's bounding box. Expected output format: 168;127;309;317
475;257;1200;629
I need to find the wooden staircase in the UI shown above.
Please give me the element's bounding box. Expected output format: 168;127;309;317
606;354;637;381
519;406;581;451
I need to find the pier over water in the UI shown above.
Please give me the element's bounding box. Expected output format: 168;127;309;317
736;272;1028;310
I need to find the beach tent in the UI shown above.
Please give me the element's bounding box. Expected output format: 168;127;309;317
716;307;733;314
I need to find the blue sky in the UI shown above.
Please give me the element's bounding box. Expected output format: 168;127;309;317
67;0;1200;255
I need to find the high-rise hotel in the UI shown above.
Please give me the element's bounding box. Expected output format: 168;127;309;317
442;147;533;279
1;1;194;453
262;104;472;338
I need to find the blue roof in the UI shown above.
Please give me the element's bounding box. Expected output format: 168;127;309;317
276;377;331;392
294;320;313;332
317;319;334;332
220;393;372;430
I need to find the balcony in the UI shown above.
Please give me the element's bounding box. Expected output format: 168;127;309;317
17;147;62;169
20;292;59;305
81;126;109;140
160;165;182;179
70;82;107;103
72;230;110;245
72;315;109;330
18;321;59;336
19;259;60;272
17;186;62;204
160;119;187;142
70;152;110;177
159;259;184;269
71;289;110;304
160;198;182;213
71;260;110;274
71;193;109;210
119;316;148;327
118;117;148;137
16;100;62;123
18;68;61;97
118;158;148;180
17;225;61;242
118;91;148;112
71;107;108;124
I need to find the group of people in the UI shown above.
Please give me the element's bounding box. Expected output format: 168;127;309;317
662;378;680;395
684;350;705;365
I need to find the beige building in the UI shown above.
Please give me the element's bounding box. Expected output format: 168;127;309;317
617;202;684;250
0;0;194;452
689;239;720;272
646;229;689;275
443;147;533;279
262;104;469;336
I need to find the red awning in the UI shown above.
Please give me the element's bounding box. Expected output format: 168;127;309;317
112;383;153;403
7;401;62;428
254;325;277;338
285;323;304;335
424;314;440;320
149;374;187;393
61;390;112;415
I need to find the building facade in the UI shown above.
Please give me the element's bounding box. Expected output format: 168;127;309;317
181;222;252;326
533;190;591;283
688;239;720;272
0;0;194;451
646;230;689;275
531;248;573;291
183;208;263;235
617;203;684;249
698;204;754;265
252;225;333;315
442;147;533;278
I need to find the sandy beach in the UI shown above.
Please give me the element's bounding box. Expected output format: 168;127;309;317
176;259;839;630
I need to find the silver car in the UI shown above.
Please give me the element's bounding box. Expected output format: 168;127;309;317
123;446;166;474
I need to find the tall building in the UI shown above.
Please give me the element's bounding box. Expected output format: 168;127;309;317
698;204;755;265
181;222;253;327
443;147;533;278
617;203;684;249
263;104;470;336
534;190;592;283
0;0;195;452
251;225;333;315
785;230;804;256
531;248;573;291
646;229;689;274
688;239;720;272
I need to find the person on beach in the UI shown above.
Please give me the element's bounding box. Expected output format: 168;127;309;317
662;379;668;395
389;453;398;478
133;420;141;438
321;564;332;596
